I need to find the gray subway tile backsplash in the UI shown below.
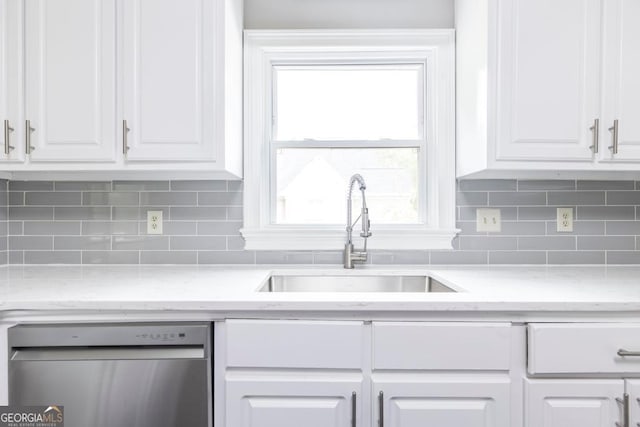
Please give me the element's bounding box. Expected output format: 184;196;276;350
577;206;635;220
606;251;640;265
3;179;640;266
170;236;226;250
517;236;576;251
198;250;256;265
489;191;546;206
25;191;81;206
24;221;81;236
547;251;605;265
577;236;636;251
82;251;139;265
9;236;53;250
578;180;635;191
517;207;557;220
488;251;546;264
170;180;227;191
82;192;139;206
140;251;198;264
607;191;640;205
518;180;576;191
54;236;111;251
547;191;605;206
459;179;517;191
54;207;110;221
24;250;81;264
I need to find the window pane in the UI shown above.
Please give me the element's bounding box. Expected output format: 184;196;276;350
274;65;422;141
275;148;420;224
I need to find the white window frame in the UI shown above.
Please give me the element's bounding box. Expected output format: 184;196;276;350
241;30;458;250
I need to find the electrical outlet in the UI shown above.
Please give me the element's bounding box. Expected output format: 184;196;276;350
147;210;163;235
557;207;573;232
476;208;501;232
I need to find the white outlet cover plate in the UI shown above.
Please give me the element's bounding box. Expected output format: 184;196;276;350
147;210;163;235
556;207;574;232
476;208;501;232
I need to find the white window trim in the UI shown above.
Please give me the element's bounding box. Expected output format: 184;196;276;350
241;29;458;251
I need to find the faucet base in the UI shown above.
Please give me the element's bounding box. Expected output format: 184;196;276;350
343;243;367;269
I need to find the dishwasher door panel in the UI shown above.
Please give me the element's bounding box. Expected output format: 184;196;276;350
10;359;209;427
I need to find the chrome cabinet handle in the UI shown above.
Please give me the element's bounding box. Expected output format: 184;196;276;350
589;118;599;154
123;120;130;156
4;120;14;155
25;120;35;154
615;393;629;427
609;119;619;155
351;392;356;427
617;349;640;357
378;391;384;427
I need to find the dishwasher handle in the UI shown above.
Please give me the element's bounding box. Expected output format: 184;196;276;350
11;345;205;361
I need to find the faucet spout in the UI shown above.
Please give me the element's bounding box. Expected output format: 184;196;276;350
345;174;371;269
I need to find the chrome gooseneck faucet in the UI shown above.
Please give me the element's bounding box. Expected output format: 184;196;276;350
344;174;371;269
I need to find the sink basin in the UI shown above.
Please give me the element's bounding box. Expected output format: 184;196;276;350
259;275;456;293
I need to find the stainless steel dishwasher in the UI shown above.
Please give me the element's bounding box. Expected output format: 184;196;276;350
8;323;212;427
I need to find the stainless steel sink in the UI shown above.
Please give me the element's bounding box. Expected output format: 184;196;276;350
259;275;456;293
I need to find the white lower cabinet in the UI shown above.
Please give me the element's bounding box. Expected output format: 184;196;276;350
222;319;515;427
374;376;511;427
226;375;362;427
526;323;640;427
526;379;624;427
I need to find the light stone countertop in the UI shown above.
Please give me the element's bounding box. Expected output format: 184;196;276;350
0;265;639;316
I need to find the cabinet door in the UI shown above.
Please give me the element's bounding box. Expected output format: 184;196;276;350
526;379;624;427
0;0;23;162
24;0;117;162
374;376;510;427
601;0;640;161
495;0;601;162
226;375;362;427
121;0;217;161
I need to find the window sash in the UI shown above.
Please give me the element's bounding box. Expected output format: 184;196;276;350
271;62;426;142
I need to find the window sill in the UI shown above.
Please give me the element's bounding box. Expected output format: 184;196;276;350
240;227;459;251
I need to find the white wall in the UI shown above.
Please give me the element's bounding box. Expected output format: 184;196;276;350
244;0;454;29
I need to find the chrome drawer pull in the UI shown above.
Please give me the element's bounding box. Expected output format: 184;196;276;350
4;120;14;155
589;118;599;154
609;119;619;155
379;391;384;427
617;349;640;357
615;393;629;427
25;120;35;154
351;392;356;427
123;120;130;156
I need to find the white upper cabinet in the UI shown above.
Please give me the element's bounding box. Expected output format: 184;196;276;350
25;0;117;162
457;0;640;177
119;0;242;174
0;0;242;179
601;0;640;162
0;0;24;163
495;0;601;162
122;0;215;162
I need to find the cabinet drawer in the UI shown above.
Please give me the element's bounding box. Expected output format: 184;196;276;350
528;323;640;374
373;322;512;370
225;319;364;369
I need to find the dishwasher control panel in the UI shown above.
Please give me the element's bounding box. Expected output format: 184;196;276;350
9;322;210;347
